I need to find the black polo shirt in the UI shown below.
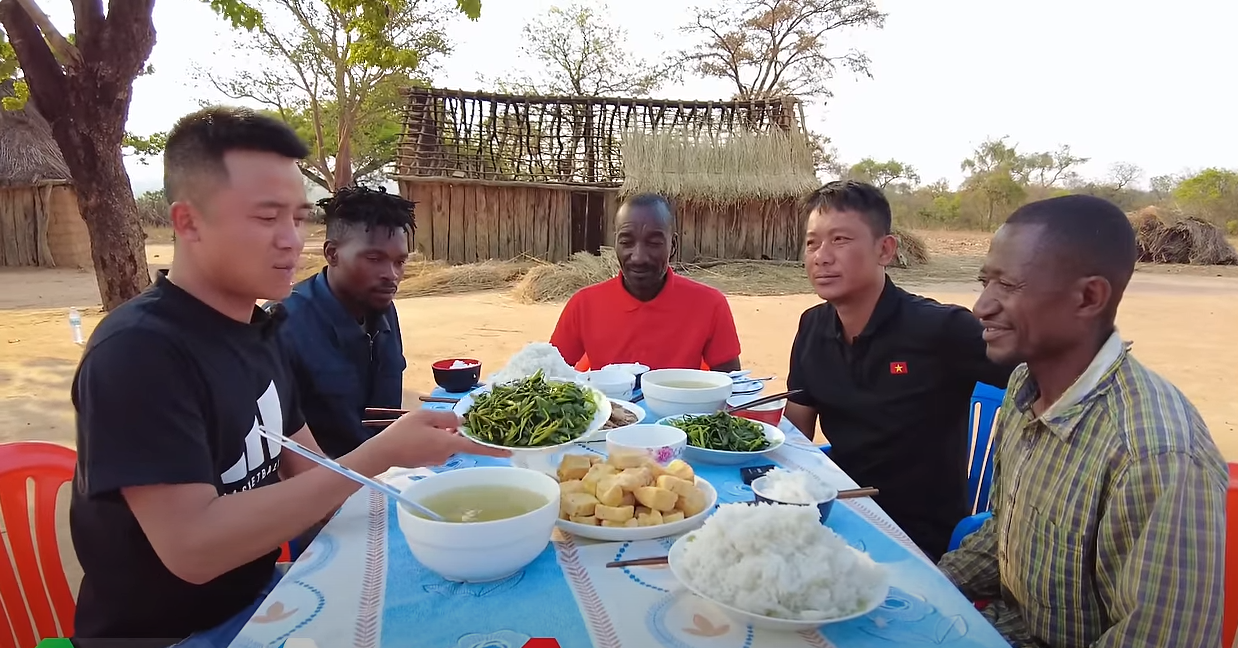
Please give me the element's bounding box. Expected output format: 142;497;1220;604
787;276;1012;560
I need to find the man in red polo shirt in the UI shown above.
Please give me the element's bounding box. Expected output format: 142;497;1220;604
550;194;742;372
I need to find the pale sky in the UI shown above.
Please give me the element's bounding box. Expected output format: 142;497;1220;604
40;0;1235;194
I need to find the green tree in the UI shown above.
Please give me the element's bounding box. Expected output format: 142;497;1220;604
0;0;478;309
1172;168;1238;225
847;158;919;189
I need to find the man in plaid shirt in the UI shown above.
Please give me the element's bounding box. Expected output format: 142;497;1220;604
938;195;1227;647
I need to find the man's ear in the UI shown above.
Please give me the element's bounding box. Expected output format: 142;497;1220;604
169;201;202;243
323;240;339;266
1075;275;1113;320
670;231;680;262
876;233;898;267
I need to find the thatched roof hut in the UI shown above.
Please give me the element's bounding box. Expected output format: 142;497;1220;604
0;81;92;268
1130;206;1238;266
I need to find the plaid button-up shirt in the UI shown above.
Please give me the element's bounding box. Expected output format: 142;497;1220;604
938;333;1227;647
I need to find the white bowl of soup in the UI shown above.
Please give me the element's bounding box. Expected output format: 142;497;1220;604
640;369;734;419
395;466;560;582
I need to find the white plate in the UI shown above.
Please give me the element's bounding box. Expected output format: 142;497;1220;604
658;415;785;465
555;477;717;541
667;533;890;631
603;398;647;429
454;380;611;453
731;379;764;395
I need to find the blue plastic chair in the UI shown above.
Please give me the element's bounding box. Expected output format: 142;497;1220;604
948;382;1006;550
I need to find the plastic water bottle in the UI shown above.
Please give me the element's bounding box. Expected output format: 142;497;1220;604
68;307;84;345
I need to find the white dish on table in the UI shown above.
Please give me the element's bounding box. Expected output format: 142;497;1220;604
657;414;785;465
454;380;611;473
640;368;734;418
555;476;718;542
584;368;636;400
666;531;888;631
606;423;687;466
395;466;560;582
731;379;764;395
605;398;647;429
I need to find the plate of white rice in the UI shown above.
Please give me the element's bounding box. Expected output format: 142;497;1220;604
667;502;889;631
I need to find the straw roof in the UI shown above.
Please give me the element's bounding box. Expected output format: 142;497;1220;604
619;128;819;202
0;82;72;189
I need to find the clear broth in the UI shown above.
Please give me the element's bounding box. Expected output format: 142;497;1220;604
658;380;718;389
410;484;548;523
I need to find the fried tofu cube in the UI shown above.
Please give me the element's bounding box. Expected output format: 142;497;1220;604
602;518;640;528
609;452;650;470
619;491;636;507
636;508;664;526
589;455;604;465
634;485;678;512
615;466;653;490
557;454;593;482
662;510;685;524
559;479;586;495
678;487;708;517
595;476;626;507
595;503;634;522
655;474;697;499
582;464;617;494
569;514;599;526
561;492;598;518
665;459;694;482
559;509;570;520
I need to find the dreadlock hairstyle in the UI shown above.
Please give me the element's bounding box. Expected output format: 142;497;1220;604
319;185;416;242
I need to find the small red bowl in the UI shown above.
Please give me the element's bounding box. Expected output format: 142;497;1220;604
726;395;786;426
431;358;482;393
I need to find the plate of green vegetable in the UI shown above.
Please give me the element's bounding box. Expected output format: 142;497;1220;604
656;412;785;465
455;370;612;452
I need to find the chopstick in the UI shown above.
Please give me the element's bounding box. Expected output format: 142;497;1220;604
837;487;879;499
725;390;802;413
606;556;669;568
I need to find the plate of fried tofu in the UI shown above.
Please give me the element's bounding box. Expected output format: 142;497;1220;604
553;452;717;541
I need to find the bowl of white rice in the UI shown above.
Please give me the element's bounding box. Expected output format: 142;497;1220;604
667;502;888;632
751;468;838;521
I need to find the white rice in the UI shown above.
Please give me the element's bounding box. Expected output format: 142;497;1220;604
758;468;834;504
449;359;479;369
488;342;580;385
675;503;885;620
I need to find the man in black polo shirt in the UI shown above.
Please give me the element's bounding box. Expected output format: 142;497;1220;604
69;107;506;648
277;186;416;459
785;180;1012;560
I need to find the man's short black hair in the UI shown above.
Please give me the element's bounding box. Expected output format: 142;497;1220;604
320;185;416;241
799;180;892;237
163;106;309;202
619;193;675;229
1006;194;1137;292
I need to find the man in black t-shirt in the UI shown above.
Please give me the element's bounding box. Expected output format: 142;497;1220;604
69;107;508;648
785;181;1013;560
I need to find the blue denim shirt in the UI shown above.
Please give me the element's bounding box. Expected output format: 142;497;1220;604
274;269;406;458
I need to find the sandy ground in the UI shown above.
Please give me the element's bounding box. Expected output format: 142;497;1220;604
2;230;1237;598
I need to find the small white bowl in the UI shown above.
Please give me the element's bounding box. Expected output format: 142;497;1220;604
605;423;687;466
640;368;733;418
584;368;636;400
395;467;560;582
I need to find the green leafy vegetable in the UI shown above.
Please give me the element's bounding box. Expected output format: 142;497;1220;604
463;370;598;447
669;412;770;452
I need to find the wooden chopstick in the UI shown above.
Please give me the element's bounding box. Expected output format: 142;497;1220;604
836;487;879;499
606;556;669;568
364;407;409;415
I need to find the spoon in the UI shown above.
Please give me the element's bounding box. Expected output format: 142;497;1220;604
255;427;446;521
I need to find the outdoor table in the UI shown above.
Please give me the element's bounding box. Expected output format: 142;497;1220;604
229;387;1008;648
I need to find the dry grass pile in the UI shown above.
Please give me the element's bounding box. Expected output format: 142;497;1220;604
398;259;532;296
1130;207;1238;265
892;227;930;268
512;248;621;303
620;128;819;201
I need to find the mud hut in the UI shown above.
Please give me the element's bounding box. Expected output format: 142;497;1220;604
394;88;815;263
0;81;92;268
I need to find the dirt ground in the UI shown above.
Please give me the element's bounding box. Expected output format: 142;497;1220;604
2;230;1237;461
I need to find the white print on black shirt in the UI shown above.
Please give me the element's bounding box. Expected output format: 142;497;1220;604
220;380;284;494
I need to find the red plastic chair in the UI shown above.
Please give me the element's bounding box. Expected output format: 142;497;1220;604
0;442;78;648
1224;463;1238;648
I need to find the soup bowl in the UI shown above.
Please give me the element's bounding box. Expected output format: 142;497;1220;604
640;368;734;418
584;368;636;400
606;423;688;466
395;466;560;582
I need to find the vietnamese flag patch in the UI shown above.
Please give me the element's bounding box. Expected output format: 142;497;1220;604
890;362;908;375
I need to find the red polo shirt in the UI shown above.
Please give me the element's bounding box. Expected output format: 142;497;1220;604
550;269;742;371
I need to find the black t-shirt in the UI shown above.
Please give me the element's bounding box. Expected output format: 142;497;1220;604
69;274;305;641
787;277;1012;560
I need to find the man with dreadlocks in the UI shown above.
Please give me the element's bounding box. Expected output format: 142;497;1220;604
276;185;416;458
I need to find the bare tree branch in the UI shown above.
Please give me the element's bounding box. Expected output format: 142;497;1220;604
11;0;80;65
